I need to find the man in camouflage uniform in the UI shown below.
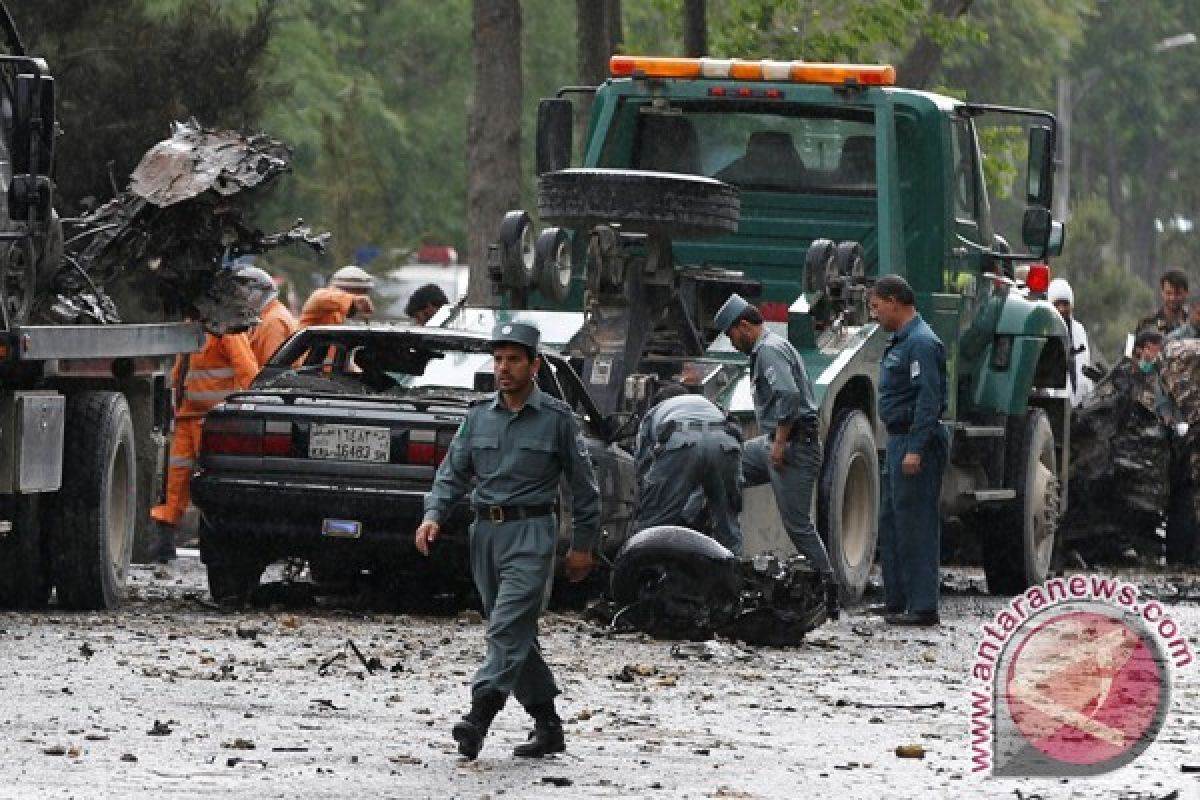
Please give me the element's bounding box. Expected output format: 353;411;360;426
1137;268;1190;336
1161;336;1200;558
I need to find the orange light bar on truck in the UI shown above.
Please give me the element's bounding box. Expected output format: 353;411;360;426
609;56;896;86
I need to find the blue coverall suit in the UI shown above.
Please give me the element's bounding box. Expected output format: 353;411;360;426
878;313;949;616
423;386;601;707
741;329;834;575
634;394;744;554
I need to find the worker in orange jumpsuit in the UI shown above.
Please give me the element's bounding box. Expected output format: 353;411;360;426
150;331;259;563
238;265;298;364
298;265;375;328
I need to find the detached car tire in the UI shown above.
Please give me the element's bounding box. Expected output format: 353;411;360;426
537;169;740;238
50;391;137;610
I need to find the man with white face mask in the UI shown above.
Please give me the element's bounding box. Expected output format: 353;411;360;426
1048;278;1093;407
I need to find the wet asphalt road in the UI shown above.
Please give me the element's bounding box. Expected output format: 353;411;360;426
0;556;1195;800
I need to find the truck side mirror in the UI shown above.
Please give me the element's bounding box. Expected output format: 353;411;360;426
1021;207;1052;255
536;98;573;175
1025;125;1054;208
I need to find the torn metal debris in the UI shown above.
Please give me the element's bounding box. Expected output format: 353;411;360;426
605;525;828;646
42;120;329;333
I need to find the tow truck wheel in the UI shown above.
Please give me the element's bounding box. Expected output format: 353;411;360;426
818;409;880;603
50;391;136;610
0;495;51;609
537;169;740;238
981;409;1059;595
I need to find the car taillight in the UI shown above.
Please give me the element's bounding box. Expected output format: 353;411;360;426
406;429;453;466
202;418;292;456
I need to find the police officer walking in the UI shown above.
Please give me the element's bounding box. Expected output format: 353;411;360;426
713;294;838;615
415;321;601;760
870;275;949;627
634;383;743;554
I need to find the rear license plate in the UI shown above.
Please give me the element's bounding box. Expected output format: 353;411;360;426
322;519;362;539
309;424;390;463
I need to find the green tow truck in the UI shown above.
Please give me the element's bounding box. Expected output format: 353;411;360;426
467;55;1070;600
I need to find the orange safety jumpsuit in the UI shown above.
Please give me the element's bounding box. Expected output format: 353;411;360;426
249;298;299;365
150;333;259;527
299;287;356;328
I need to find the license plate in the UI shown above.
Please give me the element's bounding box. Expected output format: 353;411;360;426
308;424;390;463
322;519;362;538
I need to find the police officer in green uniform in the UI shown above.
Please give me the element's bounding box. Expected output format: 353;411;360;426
870;275;948;627
713;294;839;616
416;321;601;760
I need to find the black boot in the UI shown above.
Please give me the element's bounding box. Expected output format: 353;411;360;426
824;577;841;622
152;522;177;565
513;702;566;758
451;690;505;760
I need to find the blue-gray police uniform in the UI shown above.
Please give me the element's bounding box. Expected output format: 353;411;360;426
878;313;949;616
423;386;601;707
634;394;743;554
741;329;833;574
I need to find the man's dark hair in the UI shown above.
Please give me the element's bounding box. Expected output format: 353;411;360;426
872;274;916;306
1134;330;1164;351
650;382;691;408
405;283;450;317
737;306;764;325
1161;269;1189;293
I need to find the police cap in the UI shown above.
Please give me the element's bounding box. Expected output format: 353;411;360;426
713;293;751;333
489;321;541;354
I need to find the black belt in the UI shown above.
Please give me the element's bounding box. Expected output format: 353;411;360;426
476;504;556;523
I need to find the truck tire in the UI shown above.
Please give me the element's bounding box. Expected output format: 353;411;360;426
199;516;265;605
537;169;740;238
818;410;879;603
50;391;137;610
0;495;50;609
981;409;1060;595
534;227;573;305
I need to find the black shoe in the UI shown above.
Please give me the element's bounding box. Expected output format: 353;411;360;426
514;702;565;758
865;603;904;616
884;611;940;627
513;722;566;758
451;691;505;760
824;579;841;622
152;523;177;565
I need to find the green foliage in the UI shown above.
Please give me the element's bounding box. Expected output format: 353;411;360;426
1054;195;1153;364
11;0;272;213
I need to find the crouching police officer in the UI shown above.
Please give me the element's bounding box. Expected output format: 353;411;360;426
713;294;839;616
870;275;949;627
634;383;744;554
416;321;601;760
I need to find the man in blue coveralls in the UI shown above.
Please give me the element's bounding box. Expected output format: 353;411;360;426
870;275;949;627
713;294;839;618
416;321;601;759
634;383;744;554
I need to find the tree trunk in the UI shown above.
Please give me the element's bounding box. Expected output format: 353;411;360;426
607;0;623;55
683;0;706;57
576;0;612;137
466;0;522;304
896;0;973;89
